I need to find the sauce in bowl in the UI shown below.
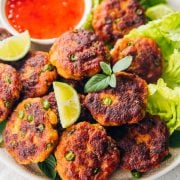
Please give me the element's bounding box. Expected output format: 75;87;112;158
5;0;85;39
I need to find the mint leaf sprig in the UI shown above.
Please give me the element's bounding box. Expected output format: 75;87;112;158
84;56;133;93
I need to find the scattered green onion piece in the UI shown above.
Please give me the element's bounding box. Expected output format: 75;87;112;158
102;97;112;106
43;100;50;110
65;150;76;161
18;111;25;119
27;115;34;122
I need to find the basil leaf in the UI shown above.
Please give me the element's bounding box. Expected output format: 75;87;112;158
38;154;60;180
112;56;133;73
100;62;112;75
109;74;116;88
84;74;110;93
170;131;180;147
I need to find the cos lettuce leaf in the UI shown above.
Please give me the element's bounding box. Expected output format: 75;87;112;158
147;79;180;134
162;50;180;88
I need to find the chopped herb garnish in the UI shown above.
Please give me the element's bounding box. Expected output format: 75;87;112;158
4;101;10;108
42;100;50;110
37;124;45;133
46;143;53;149
102;97;112;106
18;111;25;119
24;103;31;109
114;18;121;24
70;54;78;61
27;115;34;122
65;150;76;161
42;64;54;72
4;76;11;84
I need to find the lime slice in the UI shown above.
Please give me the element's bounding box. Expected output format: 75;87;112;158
146;4;173;20
0;31;31;61
53;82;81;128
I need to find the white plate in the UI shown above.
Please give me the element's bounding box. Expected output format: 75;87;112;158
0;0;179;179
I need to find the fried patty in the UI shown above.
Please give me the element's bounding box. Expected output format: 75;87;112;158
0;28;11;41
19;51;57;98
49;29;110;80
111;37;163;83
92;0;146;44
55;122;120;180
112;115;169;172
3;98;59;164
0;63;21;122
85;72;147;126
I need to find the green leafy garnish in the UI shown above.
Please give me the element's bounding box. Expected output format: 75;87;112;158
138;0;167;9
100;62;112;75
0;121;6;145
38;155;61;180
27;115;34;122
84;74;110;93
109;74;116;88
84;56;133;93
147;79;180;134
163;153;172;161
112;56;133;73
170;131;180;147
4;76;11;84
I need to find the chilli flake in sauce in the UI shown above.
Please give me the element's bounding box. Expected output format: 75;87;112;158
6;0;85;39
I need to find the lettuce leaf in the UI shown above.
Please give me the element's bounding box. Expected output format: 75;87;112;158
138;0;167;9
147;79;180;134
162;50;180;88
127;12;180;88
82;0;103;30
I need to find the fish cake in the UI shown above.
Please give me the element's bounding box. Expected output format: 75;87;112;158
111;37;163;83
55;122;120;180
114;115;169;172
3;97;59;164
49;29;110;80
92;0;146;44
0;63;21;122
85;72;148;126
0;28;11;41
19;51;57;98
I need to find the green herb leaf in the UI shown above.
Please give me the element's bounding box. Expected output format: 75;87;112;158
84;74;110;93
170;131;180;147
0;121;7;146
163;153;172;162
109;74;116;88
112;56;133;73
38;155;60;180
100;62;112;75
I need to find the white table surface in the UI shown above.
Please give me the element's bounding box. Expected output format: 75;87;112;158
0;0;179;179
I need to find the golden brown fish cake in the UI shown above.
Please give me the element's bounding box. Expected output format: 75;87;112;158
0;28;11;41
111;37;163;83
92;0;146;44
0;63;21;122
85;72;148;126
113;115;169;172
55;122;120;180
19;51;57;98
49;29;110;80
3;98;59;164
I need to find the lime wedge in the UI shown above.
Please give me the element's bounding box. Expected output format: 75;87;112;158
53;82;81;128
0;31;31;61
146;4;173;20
